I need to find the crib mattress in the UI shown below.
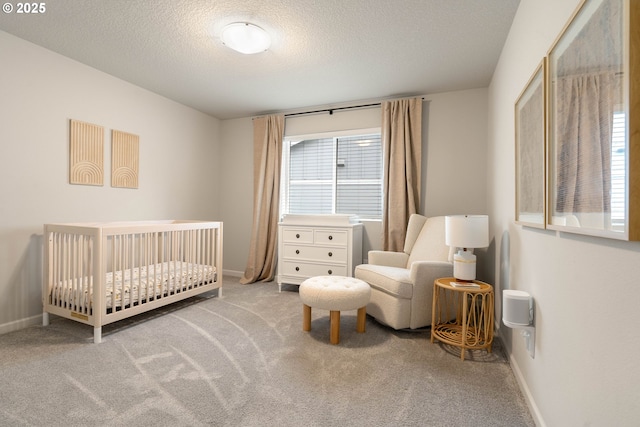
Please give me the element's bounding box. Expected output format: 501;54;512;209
50;261;216;311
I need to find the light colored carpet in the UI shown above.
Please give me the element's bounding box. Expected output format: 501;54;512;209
0;277;534;426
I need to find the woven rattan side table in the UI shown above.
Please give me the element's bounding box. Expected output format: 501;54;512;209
431;277;494;360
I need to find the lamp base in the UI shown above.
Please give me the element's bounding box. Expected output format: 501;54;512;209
453;249;476;281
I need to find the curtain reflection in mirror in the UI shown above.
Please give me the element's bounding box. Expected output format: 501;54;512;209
551;0;624;231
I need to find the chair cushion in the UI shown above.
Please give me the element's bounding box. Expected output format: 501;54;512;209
354;264;413;299
403;214;428;255
406;216;450;266
299;276;371;311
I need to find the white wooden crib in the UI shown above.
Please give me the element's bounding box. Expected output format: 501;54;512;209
42;220;223;343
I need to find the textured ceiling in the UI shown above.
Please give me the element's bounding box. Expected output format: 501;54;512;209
0;0;520;119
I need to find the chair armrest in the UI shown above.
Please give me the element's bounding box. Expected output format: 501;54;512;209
368;250;409;268
409;261;453;283
408;260;454;329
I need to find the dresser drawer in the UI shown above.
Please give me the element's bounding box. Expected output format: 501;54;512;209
280;261;347;277
281;228;314;244
314;229;348;245
282;244;348;263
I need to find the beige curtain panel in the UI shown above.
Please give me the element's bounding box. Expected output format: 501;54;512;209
240;115;285;284
381;98;422;251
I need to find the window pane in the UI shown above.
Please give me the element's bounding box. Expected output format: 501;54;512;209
336;136;382;179
287;138;334;214
336;183;382;217
336;135;382;219
290;138;333;180
289;182;333;214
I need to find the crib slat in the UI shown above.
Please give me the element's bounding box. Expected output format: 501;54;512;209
65;234;71;308
161;231;167;298
129;233;134;308
126;234;131;309
176;230;181;294
87;234;93;315
180;230;184;292
74;235;80;313
110;235;115;310
153;231;158;301
172;230;178;295
62;233;66;304
185;230;190;291
193;229;198;289
137;233;142;306
51;233;57;306
76;235;81;313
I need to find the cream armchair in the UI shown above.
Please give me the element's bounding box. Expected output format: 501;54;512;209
355;214;453;330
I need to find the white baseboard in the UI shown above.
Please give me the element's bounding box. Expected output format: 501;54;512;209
0;314;42;336
500;330;546;427
222;269;243;278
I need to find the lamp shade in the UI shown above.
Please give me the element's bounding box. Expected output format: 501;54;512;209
445;215;489;249
221;22;271;54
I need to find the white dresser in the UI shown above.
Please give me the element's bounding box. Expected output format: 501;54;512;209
277;214;363;292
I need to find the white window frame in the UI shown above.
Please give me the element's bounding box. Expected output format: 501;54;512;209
280;127;382;220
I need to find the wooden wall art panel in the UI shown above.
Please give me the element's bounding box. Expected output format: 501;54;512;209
111;130;139;189
69;119;104;186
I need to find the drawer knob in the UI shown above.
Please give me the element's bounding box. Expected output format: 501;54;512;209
296;249;300;255
296;233;300;239
328;235;333;240
328;252;333;257
295;266;300;272
328;269;333;275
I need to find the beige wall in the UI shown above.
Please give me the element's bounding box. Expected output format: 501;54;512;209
218;116;254;275
220;89;489;274
423;88;488;218
488;1;640;425
0;31;221;333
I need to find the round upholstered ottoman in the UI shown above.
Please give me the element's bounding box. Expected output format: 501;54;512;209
299;276;371;344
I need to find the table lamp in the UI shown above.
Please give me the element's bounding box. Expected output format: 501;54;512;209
445;215;489;281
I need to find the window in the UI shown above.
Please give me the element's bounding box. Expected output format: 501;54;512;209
611;111;625;228
280;130;382;219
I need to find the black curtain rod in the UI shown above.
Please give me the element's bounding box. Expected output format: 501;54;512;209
284;102;381;117
283;97;426;118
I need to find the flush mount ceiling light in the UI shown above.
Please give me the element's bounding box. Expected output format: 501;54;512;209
221;22;271;54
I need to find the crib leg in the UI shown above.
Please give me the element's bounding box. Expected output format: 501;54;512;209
94;327;102;344
42;312;49;326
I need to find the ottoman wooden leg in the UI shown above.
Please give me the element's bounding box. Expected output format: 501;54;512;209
356;306;366;333
303;304;312;331
330;310;340;344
